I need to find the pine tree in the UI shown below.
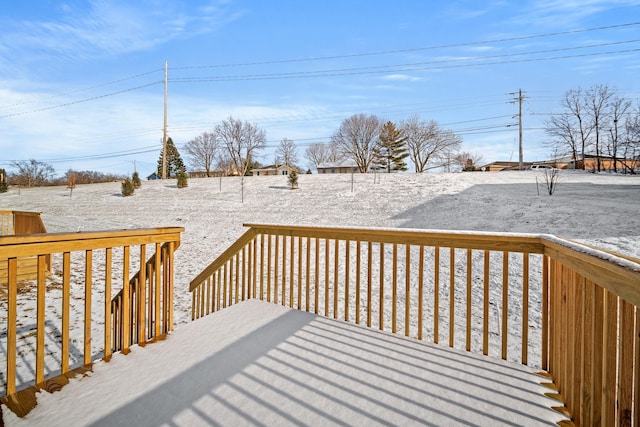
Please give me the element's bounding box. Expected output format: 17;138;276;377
132;171;141;189
121;179;135;196
288;169;299;189
157;137;186;178
0;169;8;193
176;168;189;188
374;121;409;173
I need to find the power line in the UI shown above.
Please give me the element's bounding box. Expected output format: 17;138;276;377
170;47;640;83
0;81;163;119
170;21;640;70
0;69;163;110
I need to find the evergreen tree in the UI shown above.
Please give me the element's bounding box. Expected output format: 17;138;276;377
288;169;299;189
157;137;186;178
176;168;189;188
0;169;8;193
121;179;135;196
374;121;409;173
132;171;141;189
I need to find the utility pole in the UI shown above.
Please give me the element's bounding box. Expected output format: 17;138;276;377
162;60;168;179
510;89;525;170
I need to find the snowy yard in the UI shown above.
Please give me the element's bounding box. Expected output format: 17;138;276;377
1;170;639;425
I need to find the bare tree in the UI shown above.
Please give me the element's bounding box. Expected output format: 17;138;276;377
400;115;462;172
622;105;640;173
586;84;614;172
606;95;632;173
10;159;55;187
331;114;382;173
275;138;298;166
546;87;594;169
452;151;485;171
215;117;266;176
184;131;220;177
545;112;580;164
304;142;344;169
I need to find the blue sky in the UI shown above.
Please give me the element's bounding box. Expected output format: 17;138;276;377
1;0;639;176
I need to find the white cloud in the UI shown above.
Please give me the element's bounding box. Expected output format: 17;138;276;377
380;74;422;82
0;0;243;65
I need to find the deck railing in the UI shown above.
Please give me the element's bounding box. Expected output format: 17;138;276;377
0;227;183;416
190;223;640;427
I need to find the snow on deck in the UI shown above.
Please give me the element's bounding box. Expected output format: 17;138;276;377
3;299;567;426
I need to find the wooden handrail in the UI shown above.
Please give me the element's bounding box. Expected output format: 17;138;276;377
190;223;640;426
0;226;183;417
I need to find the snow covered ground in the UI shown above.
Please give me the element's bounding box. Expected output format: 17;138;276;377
1;170;639;424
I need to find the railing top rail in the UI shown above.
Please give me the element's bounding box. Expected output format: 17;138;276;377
242;223;548;253
189;228;258;291
0;227;184;258
0;210;42;216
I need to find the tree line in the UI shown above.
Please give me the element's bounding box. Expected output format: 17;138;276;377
545;84;640;173
182;114;470;176
1;159;126;189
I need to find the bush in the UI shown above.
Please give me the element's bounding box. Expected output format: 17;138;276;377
132;171;141;189
121;179;135;196
176;169;188;188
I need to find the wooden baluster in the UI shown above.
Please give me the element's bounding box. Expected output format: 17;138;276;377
138;245;146;343
6;258;17;395
305;236;311;312
259;234;265;300
449;247;455;348
418;245;424;340
84;250;93;364
392;243;398;333
281;235;286;306
345;240;350;322
290;236;295;308
36;254;47;384
379;242;385;331
522;253;529;365
466;249;472;351
104;248;112;360
267;234;272;303
434;246;440;344
324;238;330;317
541;255;549;369
314;237;319;314
355;241;361;325
367;241;372;328
274;235;279;305
62;252;71;372
297;236;302;310
405;244;411;337
483;250;490;356
122;246;131;354
154;242;161;338
501;251;509;360
333;239;339;319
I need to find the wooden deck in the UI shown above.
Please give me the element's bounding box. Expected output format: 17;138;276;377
3;299;567;426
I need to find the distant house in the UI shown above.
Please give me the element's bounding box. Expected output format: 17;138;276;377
188;171;209;179
477;161;534;172
147;172;160;180
252;164;297;176
551;154;638;172
317;161;359;174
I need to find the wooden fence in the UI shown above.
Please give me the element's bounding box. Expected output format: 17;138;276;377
190;223;640;427
0;227;183;417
